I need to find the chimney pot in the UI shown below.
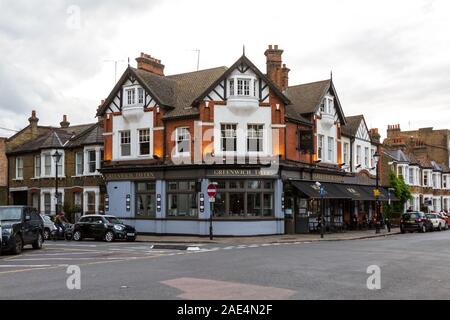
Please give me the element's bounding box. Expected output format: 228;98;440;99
136;52;165;76
60;115;70;128
274;45;278;50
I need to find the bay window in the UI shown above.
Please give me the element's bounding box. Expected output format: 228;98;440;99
237;78;250;96
87;150;97;174
44;153;52;176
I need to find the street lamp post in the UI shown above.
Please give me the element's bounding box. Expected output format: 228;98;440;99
52;150;62;216
373;151;381;234
316;181;325;239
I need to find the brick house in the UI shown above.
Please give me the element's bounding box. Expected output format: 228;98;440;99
382;125;450;213
96;45;391;235
6;113;105;218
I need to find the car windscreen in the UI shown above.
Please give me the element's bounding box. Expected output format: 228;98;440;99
104;216;122;224
0;207;22;221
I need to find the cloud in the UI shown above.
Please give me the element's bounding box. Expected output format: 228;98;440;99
0;0;162;134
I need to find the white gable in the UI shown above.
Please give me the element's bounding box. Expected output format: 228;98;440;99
355;120;370;141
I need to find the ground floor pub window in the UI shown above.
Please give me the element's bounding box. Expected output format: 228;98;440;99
136;182;156;217
212;180;274;218
167;180;198;217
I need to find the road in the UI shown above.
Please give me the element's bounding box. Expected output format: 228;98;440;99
0;231;449;299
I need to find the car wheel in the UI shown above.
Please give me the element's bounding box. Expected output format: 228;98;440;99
420;224;427;233
43;228;50;240
11;234;23;255
104;231;115;242
32;233;43;250
73;230;82;241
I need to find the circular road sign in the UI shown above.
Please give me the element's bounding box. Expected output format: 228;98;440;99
207;184;217;198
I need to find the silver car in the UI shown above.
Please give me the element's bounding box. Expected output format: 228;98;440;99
40;214;56;240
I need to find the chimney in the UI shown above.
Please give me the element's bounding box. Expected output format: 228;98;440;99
369;128;381;144
60;115;70;128
28;110;39;137
135;52;165;76
264;44;289;91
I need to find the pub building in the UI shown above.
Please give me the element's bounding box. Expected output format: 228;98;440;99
97;45;393;236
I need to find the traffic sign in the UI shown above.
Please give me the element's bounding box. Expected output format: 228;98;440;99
207;184;217;197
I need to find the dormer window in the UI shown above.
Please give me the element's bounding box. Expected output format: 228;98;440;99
228;77;257;98
124;86;144;107
138;88;144;104
320;96;334;114
126;88;135;105
237;79;250;96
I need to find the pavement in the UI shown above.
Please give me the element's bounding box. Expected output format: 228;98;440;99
135;228;401;245
1;228;449;299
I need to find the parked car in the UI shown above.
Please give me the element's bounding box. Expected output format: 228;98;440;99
426;213;447;231
400;211;433;233
40;214;57;240
437;212;450;230
0;206;44;255
72;215;136;242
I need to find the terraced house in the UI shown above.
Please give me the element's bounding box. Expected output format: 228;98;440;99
96;45;393;236
383;125;450;213
6;112;105;218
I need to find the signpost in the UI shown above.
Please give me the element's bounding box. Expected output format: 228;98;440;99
319;185;326;239
207;184;217;240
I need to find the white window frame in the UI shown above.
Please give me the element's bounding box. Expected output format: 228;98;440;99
138;128;151;156
83;146;103;176
15;157;23;179
356;145;362;165
317;135;324;160
43;153;52;177
34;154;41;178
237;78;251;96
175;127;191;156
343;142;349;165
75;152;83;176
327;137;334;162
364;147;369;167
221;124;237;153
247;124;264;153
120;130;131;157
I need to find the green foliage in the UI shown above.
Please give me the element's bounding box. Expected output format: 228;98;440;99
387;170;412;216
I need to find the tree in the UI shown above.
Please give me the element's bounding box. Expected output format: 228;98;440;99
386;170;412;217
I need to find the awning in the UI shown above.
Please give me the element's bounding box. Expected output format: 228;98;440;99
291;181;399;202
291;181;350;199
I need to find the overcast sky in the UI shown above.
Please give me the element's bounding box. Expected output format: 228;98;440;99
0;0;449;138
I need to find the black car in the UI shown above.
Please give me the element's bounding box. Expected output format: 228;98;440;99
72;215;136;242
0;206;44;255
400;211;433;233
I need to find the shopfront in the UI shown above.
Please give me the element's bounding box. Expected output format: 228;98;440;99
103;166;284;236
